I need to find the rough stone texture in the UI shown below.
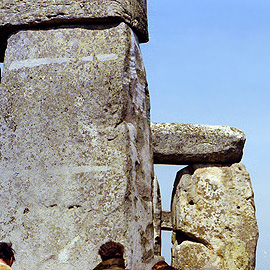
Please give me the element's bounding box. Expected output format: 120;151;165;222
171;163;259;270
0;22;154;270
151;123;246;165
161;211;172;231
0;0;148;60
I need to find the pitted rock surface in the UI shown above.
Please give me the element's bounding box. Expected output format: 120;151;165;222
0;23;154;270
171;163;258;270
0;0;148;60
151;123;245;164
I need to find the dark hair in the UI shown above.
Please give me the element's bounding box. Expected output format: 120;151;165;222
152;261;178;270
98;241;124;261
0;242;15;265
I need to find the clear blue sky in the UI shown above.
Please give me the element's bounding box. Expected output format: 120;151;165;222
141;1;270;269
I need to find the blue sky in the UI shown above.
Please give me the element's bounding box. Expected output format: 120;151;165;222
141;1;270;268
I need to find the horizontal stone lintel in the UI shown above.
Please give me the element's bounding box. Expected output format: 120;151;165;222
0;0;148;61
152;123;246;165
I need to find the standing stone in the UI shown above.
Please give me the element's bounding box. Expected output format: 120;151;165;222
0;22;154;269
171;163;258;270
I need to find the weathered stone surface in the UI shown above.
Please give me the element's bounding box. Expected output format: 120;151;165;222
171;164;259;270
161;211;172;231
172;239;222;270
0;23;154;270
151;123;246;165
0;0;148;60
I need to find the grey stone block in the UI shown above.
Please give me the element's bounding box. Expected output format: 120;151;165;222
0;22;154;270
161;211;172;231
0;0;148;60
151;123;246;165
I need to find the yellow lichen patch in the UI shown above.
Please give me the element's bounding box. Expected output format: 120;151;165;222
223;240;249;270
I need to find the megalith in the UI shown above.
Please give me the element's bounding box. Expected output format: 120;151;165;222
152;123;258;269
171;163;259;270
0;0;148;61
151;123;246;165
0;20;154;270
0;1;259;270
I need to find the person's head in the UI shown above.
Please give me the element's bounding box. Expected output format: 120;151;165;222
0;242;15;266
152;261;177;270
98;241;125;261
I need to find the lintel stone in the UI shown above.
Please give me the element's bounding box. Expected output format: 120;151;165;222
152;123;246;165
0;0;148;60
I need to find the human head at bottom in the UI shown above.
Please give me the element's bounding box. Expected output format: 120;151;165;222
0;242;15;267
98;241;125;261
152;261;177;270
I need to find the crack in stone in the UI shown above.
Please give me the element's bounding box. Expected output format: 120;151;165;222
175;230;211;249
246;196;256;210
68;205;82;209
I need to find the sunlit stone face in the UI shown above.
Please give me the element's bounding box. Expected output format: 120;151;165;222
0;22;154;270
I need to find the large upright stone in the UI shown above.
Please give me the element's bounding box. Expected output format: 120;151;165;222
171;164;259;270
0;22;154;270
0;0;148;60
152;123;245;165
